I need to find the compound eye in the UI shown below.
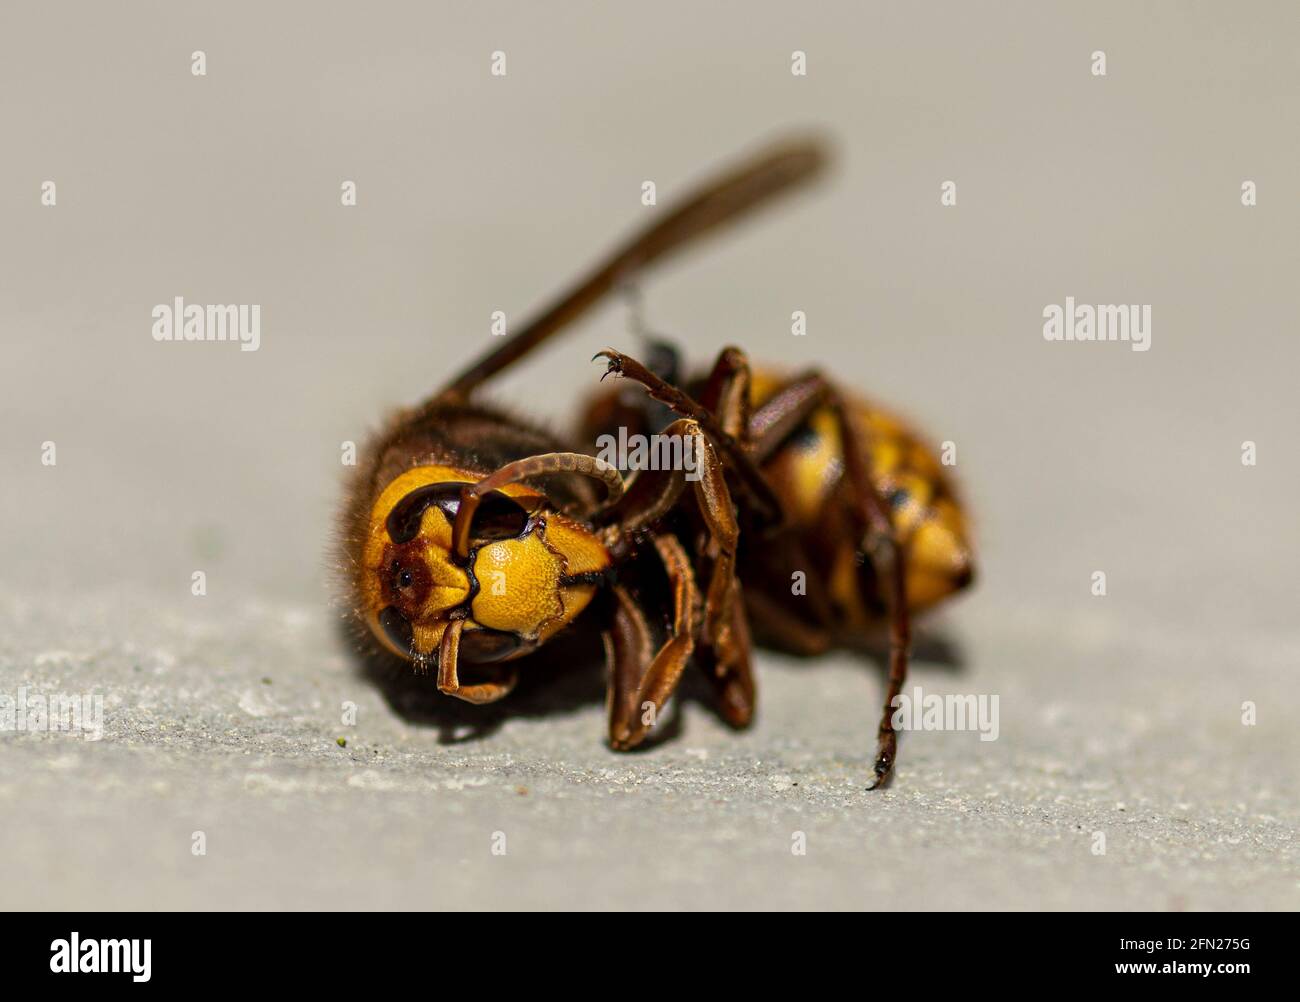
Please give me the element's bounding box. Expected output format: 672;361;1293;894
386;483;529;544
387;483;471;543
458;627;523;664
377;606;414;655
468;492;529;542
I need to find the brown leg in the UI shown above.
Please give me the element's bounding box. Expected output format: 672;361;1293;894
604;534;697;750
594;349;783;528
748;372;912;789
748;376;827;460
695;579;756;728
450;452;625;559
595;417;740;657
436;618;519;704
598;343;763;730
598;345;788;529
696;345;753;443
614;345;756;728
683;346;760;724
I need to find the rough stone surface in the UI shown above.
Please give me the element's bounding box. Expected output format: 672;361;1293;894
3;587;1297;910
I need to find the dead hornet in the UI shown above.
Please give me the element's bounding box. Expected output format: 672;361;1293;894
578;347;976;787
338;136;976;785
478;138;976;786
337;137;819;751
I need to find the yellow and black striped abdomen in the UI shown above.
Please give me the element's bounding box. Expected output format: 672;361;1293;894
750;372;974;622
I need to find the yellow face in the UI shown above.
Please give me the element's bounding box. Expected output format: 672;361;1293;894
360;466;610;666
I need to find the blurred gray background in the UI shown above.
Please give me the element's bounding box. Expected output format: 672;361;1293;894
1;1;1296;909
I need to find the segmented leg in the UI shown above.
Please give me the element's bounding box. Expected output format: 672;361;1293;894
607;358;912;787
691;346;759;720
605;534;697;750
436;618;519;704
701;361;849;640
696;345;753;442
594;349;783;529
747;372;911;789
596;417;739;656
596;343;768;732
450;452;625;559
696;583;756;728
748;376;827;461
